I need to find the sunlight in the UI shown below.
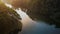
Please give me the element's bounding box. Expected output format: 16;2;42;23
4;3;36;29
5;3;12;8
4;3;34;24
15;8;34;23
1;0;34;22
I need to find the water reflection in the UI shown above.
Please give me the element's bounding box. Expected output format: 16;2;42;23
16;9;60;34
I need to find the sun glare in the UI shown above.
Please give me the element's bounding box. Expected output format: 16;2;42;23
15;8;33;23
5;3;12;8
3;1;34;25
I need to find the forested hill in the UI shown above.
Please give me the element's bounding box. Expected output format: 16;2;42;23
0;0;22;34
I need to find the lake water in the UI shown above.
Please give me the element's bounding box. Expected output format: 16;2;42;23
16;9;60;34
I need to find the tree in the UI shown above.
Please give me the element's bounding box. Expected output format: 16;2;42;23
0;0;22;34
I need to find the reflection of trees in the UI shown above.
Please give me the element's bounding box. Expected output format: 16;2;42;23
0;1;22;34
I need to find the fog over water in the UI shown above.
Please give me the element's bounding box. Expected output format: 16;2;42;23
5;3;60;34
